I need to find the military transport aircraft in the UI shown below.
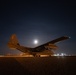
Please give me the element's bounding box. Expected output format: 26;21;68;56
8;34;70;57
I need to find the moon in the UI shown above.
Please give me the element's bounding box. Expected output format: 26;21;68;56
34;39;38;44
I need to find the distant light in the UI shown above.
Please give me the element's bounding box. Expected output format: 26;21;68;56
57;53;59;56
34;39;38;44
61;53;64;56
53;53;67;56
60;53;66;56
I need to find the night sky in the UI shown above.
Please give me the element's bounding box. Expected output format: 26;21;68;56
0;1;76;55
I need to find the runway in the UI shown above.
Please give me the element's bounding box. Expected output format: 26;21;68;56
0;56;76;75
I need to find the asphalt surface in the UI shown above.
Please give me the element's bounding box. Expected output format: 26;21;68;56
0;56;76;75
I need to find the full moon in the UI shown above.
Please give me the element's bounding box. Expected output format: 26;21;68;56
34;39;38;44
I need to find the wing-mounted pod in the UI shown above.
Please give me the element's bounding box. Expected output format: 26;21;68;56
45;44;58;50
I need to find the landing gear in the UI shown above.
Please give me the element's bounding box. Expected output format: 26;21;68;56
33;54;40;57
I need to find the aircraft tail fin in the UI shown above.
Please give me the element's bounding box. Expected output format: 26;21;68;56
8;34;20;49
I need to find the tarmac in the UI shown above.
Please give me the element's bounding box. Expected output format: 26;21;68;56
0;56;76;75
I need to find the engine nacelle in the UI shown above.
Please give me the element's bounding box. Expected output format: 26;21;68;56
45;44;58;49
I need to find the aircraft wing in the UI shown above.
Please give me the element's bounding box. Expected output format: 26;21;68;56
47;36;70;44
35;36;70;49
